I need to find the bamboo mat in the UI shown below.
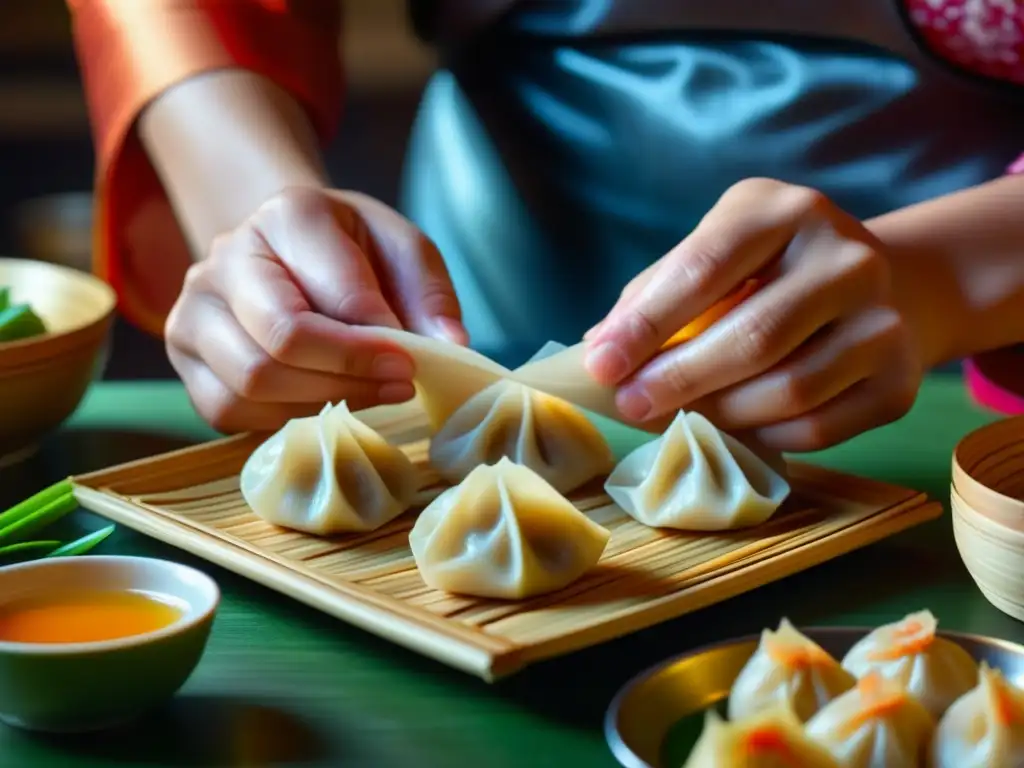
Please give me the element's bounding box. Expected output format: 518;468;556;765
71;402;941;680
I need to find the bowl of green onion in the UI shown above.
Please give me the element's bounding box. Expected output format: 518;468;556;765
0;258;116;464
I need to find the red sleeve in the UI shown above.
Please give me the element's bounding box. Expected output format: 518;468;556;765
68;0;344;336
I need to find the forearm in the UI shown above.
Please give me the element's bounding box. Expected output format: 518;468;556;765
867;174;1024;368
139;70;330;259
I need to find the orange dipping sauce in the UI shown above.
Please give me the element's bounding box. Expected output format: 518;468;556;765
0;590;185;644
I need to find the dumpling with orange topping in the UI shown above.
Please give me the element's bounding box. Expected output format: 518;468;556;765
683;705;839;767
840;610;977;719
727;618;856;722
931;662;1024;768
805;671;935;767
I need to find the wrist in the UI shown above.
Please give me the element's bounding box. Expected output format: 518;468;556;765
140;69;331;257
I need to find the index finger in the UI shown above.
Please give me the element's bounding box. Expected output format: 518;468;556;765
585;179;822;385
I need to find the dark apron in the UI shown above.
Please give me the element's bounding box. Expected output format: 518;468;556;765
400;1;1024;363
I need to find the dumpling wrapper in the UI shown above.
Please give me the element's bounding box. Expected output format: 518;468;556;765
366;328;789;471
605;410;790;530
728;618;856;722
805;671;935;768
683;706;840;768
364;328;660;430
841;610;978;720
931;662;1024;768
428;379;614;494
240;401;420;534
409;457;610;599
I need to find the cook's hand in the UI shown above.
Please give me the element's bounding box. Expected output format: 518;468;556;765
584;178;923;452
165;187;467;433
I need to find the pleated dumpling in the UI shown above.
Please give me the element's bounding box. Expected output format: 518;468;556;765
409;457;610;599
931;662;1024;768
805;671;935;768
841;610;977;720
683;706;840;768
240;401;420;534
728;618;856;722
428;379;614;494
605;410;790;530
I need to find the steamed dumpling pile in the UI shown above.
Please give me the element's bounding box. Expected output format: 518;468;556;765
428;379;613;494
685;610;1024;768
805;672;934;767
840;610;977;720
409;457;610;599
240;401;420;534
932;662;1024;767
606;410;791;530
683;706;839;767
728;618;855;722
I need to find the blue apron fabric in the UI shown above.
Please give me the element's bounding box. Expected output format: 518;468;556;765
400;1;1024;362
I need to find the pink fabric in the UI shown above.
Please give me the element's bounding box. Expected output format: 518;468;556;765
964;359;1024;414
903;0;1024;413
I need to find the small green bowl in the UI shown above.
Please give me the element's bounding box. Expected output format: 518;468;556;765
0;555;219;733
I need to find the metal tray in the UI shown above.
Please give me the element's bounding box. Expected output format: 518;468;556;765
604;626;1024;768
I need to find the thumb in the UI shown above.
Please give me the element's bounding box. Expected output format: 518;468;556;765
332;191;469;345
257;188;403;329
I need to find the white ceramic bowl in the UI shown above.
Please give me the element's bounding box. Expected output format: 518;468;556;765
0;555;219;733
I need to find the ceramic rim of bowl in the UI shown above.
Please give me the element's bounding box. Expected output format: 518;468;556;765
952;415;1024;519
0;258;116;352
0;556;220;655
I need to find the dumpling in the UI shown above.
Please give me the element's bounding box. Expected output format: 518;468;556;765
409;457;610;599
841;610;977;720
931;662;1024;768
728;618;856;722
683;706;840;767
805;671;935;768
240;401;420;534
428;379;614;494
604;410;790;530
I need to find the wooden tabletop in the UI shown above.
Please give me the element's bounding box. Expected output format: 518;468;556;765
0;375;1018;767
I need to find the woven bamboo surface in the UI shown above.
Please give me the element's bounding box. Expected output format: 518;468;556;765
71;401;941;681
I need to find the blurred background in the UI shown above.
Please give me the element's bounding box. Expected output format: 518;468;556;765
0;0;434;380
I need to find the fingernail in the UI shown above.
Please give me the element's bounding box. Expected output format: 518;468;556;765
583;321;604;340
585;342;630;383
377;381;416;403
430;316;469;345
373;353;414;380
616;384;653;421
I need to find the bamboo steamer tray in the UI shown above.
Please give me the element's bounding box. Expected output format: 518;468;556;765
951;414;1024;621
70;401;941;681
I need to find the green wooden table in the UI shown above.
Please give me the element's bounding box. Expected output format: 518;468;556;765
0;374;1017;767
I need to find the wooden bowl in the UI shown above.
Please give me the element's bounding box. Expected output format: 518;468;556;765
951;415;1024;525
951;484;1024;622
0;258;116;462
951;416;1024;623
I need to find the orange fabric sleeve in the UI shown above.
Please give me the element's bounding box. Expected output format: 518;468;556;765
68;0;344;336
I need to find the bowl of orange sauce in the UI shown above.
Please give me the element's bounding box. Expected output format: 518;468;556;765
0;555;219;733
